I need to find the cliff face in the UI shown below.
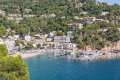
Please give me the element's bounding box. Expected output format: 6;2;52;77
102;41;120;51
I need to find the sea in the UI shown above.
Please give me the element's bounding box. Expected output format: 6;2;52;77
25;55;120;80
97;0;120;5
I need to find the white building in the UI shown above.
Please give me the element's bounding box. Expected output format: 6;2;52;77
13;35;20;40
49;31;56;37
84;17;96;22
68;23;83;30
5;39;15;52
61;16;66;19
81;12;88;15
101;12;109;15
41;13;56;18
74;16;80;20
0;10;5;16
46;38;53;42
23;14;36;18
7;14;23;21
55;43;77;50
67;43;77;50
24;9;32;14
67;31;74;39
40;34;48;39
49;13;56;17
24;35;31;41
54;36;70;43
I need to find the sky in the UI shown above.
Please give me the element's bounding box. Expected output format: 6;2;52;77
97;0;120;5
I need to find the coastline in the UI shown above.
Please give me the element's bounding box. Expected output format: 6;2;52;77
72;54;120;61
72;50;120;61
10;49;120;61
11;52;44;59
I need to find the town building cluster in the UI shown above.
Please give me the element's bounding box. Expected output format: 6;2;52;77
0;8;119;53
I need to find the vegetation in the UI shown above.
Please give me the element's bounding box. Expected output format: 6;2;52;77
0;45;8;57
0;0;119;17
0;45;29;80
0;0;119;37
0;0;119;50
72;22;120;50
0;0;119;79
23;43;33;50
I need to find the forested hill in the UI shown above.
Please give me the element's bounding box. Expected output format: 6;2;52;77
0;0;119;50
0;0;119;17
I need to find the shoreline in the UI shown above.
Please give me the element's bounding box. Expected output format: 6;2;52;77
72;50;120;61
10;49;120;61
10;49;72;59
11;52;44;59
72;54;120;61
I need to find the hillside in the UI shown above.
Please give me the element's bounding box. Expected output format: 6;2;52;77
0;0;119;18
0;0;119;50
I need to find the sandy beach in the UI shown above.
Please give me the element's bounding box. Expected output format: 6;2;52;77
11;52;44;59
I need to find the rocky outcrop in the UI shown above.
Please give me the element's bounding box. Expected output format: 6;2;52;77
102;41;120;51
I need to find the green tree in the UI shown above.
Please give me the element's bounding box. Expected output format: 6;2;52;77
0;56;29;80
0;45;8;57
106;27;120;42
0;44;29;80
0;26;6;38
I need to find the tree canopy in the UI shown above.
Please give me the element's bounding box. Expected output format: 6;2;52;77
72;22;120;50
0;44;29;80
0;45;8;57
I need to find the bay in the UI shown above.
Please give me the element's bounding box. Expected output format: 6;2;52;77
25;55;120;80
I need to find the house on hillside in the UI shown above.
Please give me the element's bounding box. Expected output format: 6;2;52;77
41;13;56;18
46;38;53;42
74;16;80;20
24;35;32;41
95;19;103;23
40;34;48;39
111;20;119;25
24;9;32;14
54;43;77;50
101;12;109;16
7;14;23;21
0;10;5;16
49;31;56;37
67;31;74;39
34;34;41;39
84;17;96;24
116;16;120;20
67;43;77;50
68;23;83;30
81;12;88;15
13;35;20;40
54;36;70;43
84;17;96;22
95;19;109;23
23;14;36;18
14;8;21;14
61;16;66;19
5;39;15;53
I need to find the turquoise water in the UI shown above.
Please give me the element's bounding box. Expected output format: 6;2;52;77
25;55;120;80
